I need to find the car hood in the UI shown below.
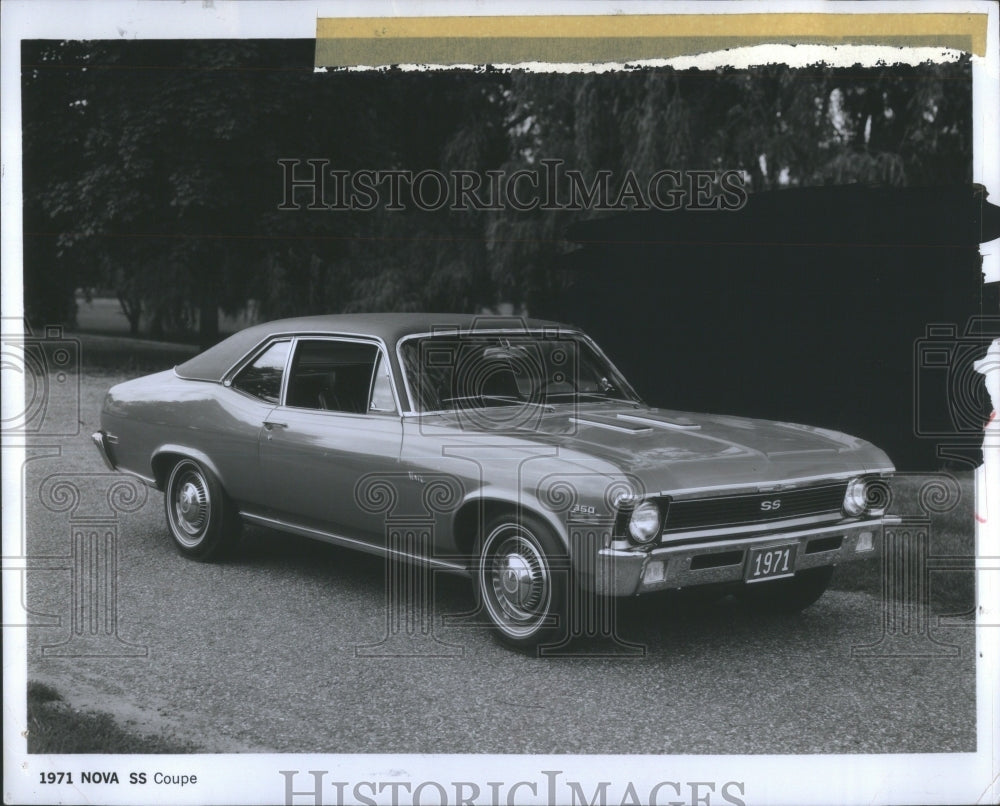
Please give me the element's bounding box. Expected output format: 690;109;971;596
419;404;894;493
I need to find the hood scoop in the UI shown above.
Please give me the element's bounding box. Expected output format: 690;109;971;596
764;446;839;457
569;414;654;434
617;413;702;430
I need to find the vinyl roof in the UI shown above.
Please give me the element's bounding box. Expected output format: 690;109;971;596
174;312;567;382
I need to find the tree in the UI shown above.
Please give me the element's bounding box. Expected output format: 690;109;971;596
22;43;970;337
23;42;515;340
22;40;95;328
483;60;971;308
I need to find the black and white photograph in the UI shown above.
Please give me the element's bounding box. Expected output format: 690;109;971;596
3;2;999;804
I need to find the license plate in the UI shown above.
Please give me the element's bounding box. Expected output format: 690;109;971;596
745;544;797;582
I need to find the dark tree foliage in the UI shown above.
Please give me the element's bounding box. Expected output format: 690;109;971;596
487;62;971;309
22;41;94;327
21;40;971;342
265;71;511;317
23;40;513;341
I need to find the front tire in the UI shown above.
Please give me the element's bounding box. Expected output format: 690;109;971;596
476;514;568;649
740;565;834;614
164;459;240;561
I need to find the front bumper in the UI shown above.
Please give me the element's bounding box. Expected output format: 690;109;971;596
591;516;899;596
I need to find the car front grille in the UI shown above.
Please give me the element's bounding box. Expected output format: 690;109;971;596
662;481;848;534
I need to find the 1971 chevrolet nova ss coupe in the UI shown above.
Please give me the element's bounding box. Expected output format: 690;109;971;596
94;313;895;647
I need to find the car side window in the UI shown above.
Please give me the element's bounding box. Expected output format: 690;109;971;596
286;339;396;415
230;340;290;403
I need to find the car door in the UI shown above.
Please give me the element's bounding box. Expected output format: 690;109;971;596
216;337;291;503
257;336;403;542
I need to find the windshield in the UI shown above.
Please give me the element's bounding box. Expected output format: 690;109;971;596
399;331;641;413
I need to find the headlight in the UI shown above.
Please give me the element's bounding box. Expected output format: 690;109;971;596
843;478;867;517
628;501;662;545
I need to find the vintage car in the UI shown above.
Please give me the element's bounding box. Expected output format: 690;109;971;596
93;313;895;647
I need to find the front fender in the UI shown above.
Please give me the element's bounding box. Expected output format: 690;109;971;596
451;487;569;552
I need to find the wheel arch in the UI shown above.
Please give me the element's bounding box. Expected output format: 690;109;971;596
151;445;225;491
450;491;567;562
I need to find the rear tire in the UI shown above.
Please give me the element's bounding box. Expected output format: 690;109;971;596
164;459;240;561
740;566;834;614
475;513;568;649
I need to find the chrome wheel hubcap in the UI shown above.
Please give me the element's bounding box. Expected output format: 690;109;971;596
498;552;538;608
482;528;550;636
171;466;210;546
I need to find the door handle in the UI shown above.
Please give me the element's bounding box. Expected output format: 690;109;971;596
263;421;288;430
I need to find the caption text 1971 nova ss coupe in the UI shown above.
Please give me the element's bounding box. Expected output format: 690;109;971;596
94;313;895;648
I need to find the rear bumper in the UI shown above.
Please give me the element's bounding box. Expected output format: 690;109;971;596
591;516;899;596
91;430;117;471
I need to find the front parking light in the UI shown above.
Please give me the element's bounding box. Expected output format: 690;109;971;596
642;558;667;585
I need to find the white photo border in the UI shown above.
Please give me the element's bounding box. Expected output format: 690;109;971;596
2;2;997;804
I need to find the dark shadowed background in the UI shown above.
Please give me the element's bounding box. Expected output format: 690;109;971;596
21;40;998;469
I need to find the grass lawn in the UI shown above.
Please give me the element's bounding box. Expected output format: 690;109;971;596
832;470;976;617
75;332;198;374
27;682;197;754
73;294;253;343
